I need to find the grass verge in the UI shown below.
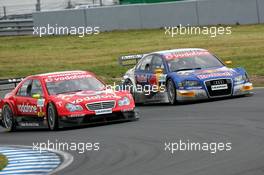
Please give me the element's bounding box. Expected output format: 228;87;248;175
0;24;263;85
0;154;8;170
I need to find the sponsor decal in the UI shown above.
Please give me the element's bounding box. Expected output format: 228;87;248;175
72;94;119;104
196;67;229;74
120;55;143;60
37;111;45;117
149;73;166;92
121;108;134;112
164;51;210;60
149;75;157;85
17;104;37;113
57;94;74;101
72;94;117;104
197;72;232;79
177;70;194;76
37;99;45;107
159;74;167;82
68;114;85;118
45;74;92;82
45;71;86;78
19;122;40;127
136;75;148;83
211;84;228;91
57;93;120;104
95;108;112;115
37;99;45;117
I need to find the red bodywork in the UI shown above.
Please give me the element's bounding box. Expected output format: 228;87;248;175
0;71;136;128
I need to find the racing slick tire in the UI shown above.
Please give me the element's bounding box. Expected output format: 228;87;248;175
47;103;59;131
2;104;16;132
122;109;140;121
131;108;140;121
167;79;177;105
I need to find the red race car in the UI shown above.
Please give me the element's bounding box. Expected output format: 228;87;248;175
0;71;139;131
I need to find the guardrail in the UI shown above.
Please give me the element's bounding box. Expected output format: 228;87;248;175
33;0;264;32
0;19;33;36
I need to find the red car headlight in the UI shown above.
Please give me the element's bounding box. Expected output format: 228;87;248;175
65;103;83;112
118;97;130;107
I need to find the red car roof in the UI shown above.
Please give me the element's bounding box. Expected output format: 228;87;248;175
36;70;90;78
23;71;95;83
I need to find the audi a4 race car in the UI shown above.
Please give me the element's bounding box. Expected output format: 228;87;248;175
119;48;253;104
0;71;138;131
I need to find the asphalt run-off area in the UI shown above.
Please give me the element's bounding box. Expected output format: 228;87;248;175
0;89;263;175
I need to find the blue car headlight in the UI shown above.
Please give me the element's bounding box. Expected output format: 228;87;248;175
65;103;83;112
181;80;201;87
118;97;130;106
234;74;248;84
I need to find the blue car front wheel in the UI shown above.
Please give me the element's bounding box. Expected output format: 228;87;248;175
167;79;177;105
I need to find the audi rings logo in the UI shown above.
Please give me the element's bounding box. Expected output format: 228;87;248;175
213;80;225;85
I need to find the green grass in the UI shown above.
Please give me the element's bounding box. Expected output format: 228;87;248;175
0;24;263;85
0;154;7;170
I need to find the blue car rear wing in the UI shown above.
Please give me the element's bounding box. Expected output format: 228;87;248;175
118;54;145;66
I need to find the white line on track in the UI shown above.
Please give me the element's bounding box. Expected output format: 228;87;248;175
0;145;73;175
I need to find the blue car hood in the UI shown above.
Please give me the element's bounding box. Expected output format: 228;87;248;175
174;66;240;81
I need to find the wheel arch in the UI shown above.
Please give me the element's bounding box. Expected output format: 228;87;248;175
166;75;178;89
3;100;17;116
1;101;17;131
124;77;136;87
46;101;58;114
233;67;247;75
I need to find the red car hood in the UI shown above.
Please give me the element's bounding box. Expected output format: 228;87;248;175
52;90;124;105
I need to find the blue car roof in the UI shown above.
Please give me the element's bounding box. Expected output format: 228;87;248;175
152;48;208;57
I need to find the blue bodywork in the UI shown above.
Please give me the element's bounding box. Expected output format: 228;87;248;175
122;48;253;103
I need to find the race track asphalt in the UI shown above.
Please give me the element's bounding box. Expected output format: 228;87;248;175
0;89;264;175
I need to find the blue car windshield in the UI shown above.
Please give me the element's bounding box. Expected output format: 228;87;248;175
166;53;224;72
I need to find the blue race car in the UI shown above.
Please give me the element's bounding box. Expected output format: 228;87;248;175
119;48;253;104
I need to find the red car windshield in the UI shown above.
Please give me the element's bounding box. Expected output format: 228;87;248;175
46;77;105;95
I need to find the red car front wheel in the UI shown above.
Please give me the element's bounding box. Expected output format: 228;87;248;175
47;103;59;131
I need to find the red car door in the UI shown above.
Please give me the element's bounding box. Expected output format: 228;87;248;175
15;79;45;118
15;79;36;117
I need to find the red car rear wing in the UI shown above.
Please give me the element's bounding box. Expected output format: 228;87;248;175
0;78;24;92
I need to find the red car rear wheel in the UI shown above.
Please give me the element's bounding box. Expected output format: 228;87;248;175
2;104;16;132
